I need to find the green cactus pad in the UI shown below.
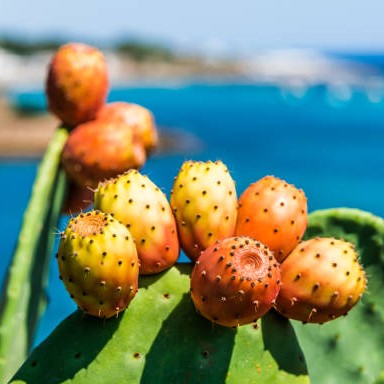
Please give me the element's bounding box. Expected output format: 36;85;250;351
11;265;308;384
294;208;384;384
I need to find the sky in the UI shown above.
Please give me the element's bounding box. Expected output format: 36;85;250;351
1;0;384;54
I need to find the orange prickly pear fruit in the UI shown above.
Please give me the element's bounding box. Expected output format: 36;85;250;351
61;119;146;188
236;175;307;262
275;237;367;324
46;42;109;127
96;102;158;155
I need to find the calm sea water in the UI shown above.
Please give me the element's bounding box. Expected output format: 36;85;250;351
2;82;384;347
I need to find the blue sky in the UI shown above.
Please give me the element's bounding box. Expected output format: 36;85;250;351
1;0;384;53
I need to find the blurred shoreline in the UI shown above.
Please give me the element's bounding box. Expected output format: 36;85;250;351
2;47;384;158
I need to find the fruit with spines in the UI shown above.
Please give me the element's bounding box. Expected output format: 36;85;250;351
94;170;179;275
57;210;139;318
96;102;158;155
46;42;109;127
61;119;146;188
170;160;237;261
275;237;367;324
190;236;281;327
235;175;307;262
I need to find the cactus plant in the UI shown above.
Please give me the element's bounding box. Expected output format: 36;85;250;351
293;208;384;384
0;128;68;383
11;265;309;384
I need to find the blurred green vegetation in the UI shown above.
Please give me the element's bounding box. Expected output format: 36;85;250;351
115;41;175;62
0;36;175;61
0;37;63;55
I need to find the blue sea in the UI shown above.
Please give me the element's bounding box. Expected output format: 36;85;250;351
1;78;384;348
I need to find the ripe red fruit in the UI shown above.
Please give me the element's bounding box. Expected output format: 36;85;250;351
61;119;146;188
96;102;158;155
190;237;281;327
46;42;109;127
235;175;307;262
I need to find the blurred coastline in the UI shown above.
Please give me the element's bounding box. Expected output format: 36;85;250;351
2;41;384;157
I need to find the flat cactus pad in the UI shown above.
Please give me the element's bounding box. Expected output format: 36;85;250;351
11;264;308;384
296;208;384;384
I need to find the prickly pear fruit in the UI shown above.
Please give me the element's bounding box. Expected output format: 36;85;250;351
275;237;367;324
170;160;237;261
96;102;158;155
235;175;307;262
46;42;109;127
190;236;281;327
61;119;146;188
57;210;139;318
94;170;179;275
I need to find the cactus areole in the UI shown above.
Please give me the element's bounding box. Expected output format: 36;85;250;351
190;236;281;327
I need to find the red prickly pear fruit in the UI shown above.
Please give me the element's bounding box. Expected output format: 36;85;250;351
190;236;281;327
170;160;237;262
57;210;139;319
61;119;146;188
46;42;109;127
96;102;158;155
94;170;180;275
275;237;367;324
235;175;307;262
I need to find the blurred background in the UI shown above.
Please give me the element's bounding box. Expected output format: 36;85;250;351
1;0;384;346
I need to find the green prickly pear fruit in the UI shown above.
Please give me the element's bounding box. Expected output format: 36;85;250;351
190;236;281;327
94;170;180;275
170;160;237;261
236;175;308;262
46;42;109;127
57;210;139;318
275;237;367;324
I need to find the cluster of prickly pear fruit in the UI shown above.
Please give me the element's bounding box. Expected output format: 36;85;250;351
176;169;366;327
58;169;180;318
45;42;158;191
57;157;367;326
232;174;366;325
